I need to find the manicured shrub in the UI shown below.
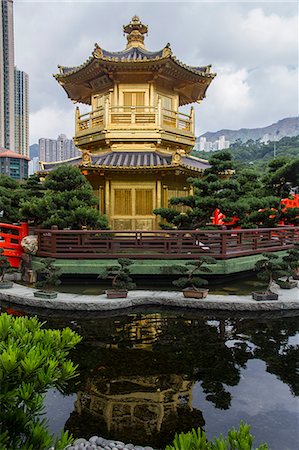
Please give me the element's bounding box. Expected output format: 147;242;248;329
0;313;81;449
165;422;268;450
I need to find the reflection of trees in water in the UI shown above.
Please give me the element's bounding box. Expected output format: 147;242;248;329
61;313;298;444
233;317;299;396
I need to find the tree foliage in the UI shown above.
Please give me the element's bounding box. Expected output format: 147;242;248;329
20;165;109;229
35;258;62;291
0;175;27;223
100;258;136;291
170;257;217;290
155;149;299;229
193;135;299;168
0;313;81;450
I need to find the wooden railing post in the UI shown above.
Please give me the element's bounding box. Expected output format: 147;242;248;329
190;106;194;133
221;232;227;258
157;98;162;127
51;225;58;256
104;98;110;128
131;106;136;124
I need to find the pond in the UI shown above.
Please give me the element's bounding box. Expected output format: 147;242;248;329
2;305;299;449
56;272;267;296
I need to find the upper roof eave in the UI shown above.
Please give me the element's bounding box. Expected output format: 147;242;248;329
53;44;216;81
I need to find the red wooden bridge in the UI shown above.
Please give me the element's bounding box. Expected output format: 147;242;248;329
35;226;299;260
0;222;29;268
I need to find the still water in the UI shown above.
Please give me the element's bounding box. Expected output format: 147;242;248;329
3;306;299;449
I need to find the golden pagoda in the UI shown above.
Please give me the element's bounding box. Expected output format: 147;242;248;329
46;16;216;230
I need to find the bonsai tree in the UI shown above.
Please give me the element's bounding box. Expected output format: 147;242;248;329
35;258;62;292
278;243;299;287
254;253;287;293
100;258;136;297
0;249;11;284
172;257;217;293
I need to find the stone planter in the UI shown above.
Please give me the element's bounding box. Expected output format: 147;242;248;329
276;280;298;289
106;290;128;299
0;281;13;289
183;288;209;299
34;291;58;299
252;291;278;301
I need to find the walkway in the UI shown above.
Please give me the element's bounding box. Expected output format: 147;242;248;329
1;283;298;312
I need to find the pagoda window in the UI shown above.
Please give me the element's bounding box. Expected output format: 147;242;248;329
159;94;173;112
135;189;153;215
92;94;107;111
123;92;145;108
114;189;132;215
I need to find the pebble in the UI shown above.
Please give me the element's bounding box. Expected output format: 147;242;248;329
54;436;156;450
75;439;89;445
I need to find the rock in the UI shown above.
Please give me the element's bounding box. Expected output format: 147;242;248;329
115;443;125;447
74;439;88;445
125;445;134;450
109;443;116;449
116;445;124;449
86;446;94;450
89;436;99;444
21;235;38;255
145;447;154;450
135;446;144;450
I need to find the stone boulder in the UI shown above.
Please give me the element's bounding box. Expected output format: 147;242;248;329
21;235;38;255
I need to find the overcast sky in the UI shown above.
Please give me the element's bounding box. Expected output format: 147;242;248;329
14;1;298;144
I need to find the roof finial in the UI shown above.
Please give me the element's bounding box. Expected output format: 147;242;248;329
123;16;148;49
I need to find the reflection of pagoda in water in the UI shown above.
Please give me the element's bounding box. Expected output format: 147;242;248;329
69;373;202;445
66;314;204;446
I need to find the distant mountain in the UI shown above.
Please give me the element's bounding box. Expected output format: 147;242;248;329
199;117;299;143
29;144;39;159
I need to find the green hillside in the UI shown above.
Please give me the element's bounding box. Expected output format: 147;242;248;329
193;135;299;168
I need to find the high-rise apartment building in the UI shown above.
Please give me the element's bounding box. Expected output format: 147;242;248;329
0;0;15;151
39;134;80;162
14;67;29;156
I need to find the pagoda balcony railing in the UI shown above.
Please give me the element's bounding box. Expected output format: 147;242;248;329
76;101;194;136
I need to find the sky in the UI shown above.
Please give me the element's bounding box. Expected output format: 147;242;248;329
14;0;298;144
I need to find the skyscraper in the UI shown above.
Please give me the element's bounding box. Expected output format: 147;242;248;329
14;67;29;156
39;134;80;162
0;0;15;151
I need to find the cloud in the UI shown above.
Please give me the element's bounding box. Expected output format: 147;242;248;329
29;105;75;143
13;2;298;143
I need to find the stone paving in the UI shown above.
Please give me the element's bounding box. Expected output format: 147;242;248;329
0;282;298;311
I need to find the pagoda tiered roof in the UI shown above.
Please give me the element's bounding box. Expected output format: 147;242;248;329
54;16;216;106
40;151;210;173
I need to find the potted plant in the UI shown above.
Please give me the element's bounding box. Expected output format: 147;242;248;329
253;253;286;300
34;258;62;299
172;257;217;299
276;244;299;289
100;258;136;299
0;248;13;289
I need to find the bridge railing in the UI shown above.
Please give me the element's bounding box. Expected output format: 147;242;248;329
0;222;29;268
35;226;299;260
